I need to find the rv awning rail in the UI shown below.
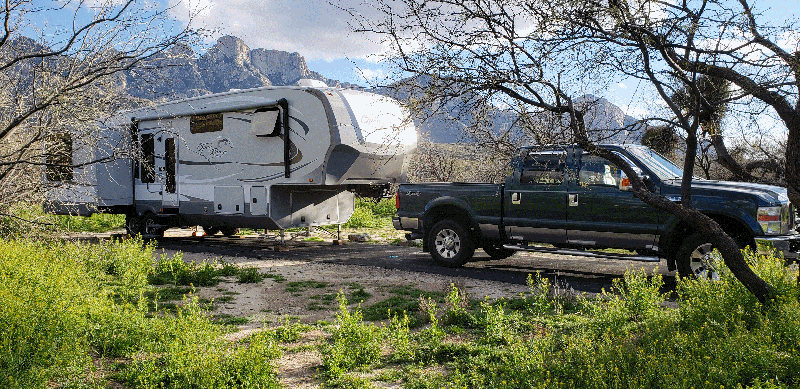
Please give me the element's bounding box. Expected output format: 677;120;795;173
131;99;284;122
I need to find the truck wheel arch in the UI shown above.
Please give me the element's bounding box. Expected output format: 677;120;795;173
662;213;755;270
422;203;479;251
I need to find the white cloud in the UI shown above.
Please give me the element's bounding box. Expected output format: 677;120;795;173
617;82;627;89
168;0;394;61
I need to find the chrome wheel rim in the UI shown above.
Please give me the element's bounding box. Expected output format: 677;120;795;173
690;243;719;280
434;228;461;259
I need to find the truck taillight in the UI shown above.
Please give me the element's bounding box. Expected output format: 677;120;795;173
395;193;400;210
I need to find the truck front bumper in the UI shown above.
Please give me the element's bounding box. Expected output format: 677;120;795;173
755;235;800;261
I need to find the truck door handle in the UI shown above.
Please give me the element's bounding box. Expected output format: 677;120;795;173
511;192;521;205
568;193;579;207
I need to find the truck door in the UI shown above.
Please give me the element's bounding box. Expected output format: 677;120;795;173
565;151;660;249
503;148;568;244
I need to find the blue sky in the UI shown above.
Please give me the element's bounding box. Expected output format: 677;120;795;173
30;0;800;122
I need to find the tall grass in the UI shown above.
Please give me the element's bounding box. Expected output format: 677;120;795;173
0;237;281;388
320;250;800;388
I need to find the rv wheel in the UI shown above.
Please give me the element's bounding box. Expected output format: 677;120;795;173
219;226;239;237
126;215;142;236
203;226;220;236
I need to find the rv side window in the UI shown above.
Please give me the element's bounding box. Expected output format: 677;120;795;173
45;133;73;181
140;134;155;183
250;108;281;137
190;113;223;134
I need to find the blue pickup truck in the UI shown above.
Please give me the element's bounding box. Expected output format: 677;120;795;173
393;144;799;276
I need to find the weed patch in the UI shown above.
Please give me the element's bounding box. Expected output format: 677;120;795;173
236;267;266;283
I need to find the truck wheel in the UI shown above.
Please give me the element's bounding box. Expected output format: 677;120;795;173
219;226;239;237
676;233;720;280
483;245;516;260
203;226;220;236
428;220;475;267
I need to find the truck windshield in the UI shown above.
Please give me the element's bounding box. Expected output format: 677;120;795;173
626;146;684;180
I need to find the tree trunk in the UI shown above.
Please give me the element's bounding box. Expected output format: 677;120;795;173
785;116;800;209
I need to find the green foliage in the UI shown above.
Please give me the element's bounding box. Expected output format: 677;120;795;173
361;287;442;325
320;251;800;388
0;203;125;237
285;280;329;292
125;326;281;389
342;198;395;228
56;213;126;233
237;267;266;283
320;294;383;379
0;238;281;388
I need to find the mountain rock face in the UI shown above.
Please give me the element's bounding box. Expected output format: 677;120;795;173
125;35;357;100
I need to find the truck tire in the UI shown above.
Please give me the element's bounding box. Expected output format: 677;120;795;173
428;220;475;267
203;226;220;236
676;233;719;280
483;245;516;260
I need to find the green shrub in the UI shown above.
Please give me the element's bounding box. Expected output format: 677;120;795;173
342;198;394;229
237;267;266;283
149;254;219;286
404;251;800;388
320;294;383;378
0;238;282;388
124;320;281;389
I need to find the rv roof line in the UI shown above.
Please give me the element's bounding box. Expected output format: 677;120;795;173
132;98;288;122
155;85;341;108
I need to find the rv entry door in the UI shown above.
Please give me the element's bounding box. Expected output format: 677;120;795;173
162;137;179;208
135;127;179;210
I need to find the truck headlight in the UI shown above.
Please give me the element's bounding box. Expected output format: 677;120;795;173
758;205;792;235
758;206;783;235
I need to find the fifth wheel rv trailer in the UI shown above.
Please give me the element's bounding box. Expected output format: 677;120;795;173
44;85;418;236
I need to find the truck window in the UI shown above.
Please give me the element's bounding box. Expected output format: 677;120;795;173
520;151;566;185
579;155;622;187
45;133;73;181
190;113;223;134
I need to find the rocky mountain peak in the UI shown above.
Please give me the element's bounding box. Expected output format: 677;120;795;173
250;48;311;85
205;35;251;65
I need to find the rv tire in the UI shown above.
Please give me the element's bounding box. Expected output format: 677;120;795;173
203;226;220;236
219;226;239;237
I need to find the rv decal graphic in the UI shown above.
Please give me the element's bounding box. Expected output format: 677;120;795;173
196;137;232;159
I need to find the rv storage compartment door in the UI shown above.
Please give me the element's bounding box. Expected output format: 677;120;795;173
214;186;244;214
250;186;268;215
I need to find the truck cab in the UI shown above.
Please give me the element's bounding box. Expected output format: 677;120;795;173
394;144;799;275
